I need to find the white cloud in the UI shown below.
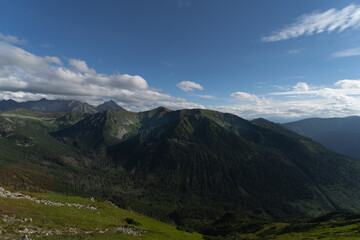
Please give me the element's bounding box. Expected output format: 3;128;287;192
0;41;202;111
44;56;63;65
293;82;309;91
335;79;360;89
0;33;26;45
196;94;216;99
69;59;94;73
230;92;260;102
177;81;203;92
262;4;360;42
214;79;360;121
332;47;360;57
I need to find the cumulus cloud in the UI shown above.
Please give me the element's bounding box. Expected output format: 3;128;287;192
335;79;360;89
230;92;260;102
0;33;26;45
177;81;203;92
293;82;309;91
262;4;360;42
332;47;360;57
0;41;202;111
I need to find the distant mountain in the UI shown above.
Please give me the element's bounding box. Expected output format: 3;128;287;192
0;98;124;114
22;98;97;113
282;116;360;159
96;100;125;111
0;99;19;112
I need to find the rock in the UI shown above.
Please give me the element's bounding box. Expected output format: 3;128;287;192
20;235;29;240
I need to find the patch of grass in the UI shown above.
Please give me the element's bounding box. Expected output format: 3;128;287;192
0;189;203;240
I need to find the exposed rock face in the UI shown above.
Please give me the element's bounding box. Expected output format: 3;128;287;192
0;122;13;137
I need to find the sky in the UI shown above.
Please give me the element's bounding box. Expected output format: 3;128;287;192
1;0;360;122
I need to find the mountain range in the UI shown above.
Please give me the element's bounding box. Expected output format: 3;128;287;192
2;102;360;234
0;98;124;113
283;116;360;160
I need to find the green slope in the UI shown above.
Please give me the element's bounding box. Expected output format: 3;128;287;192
0;187;203;240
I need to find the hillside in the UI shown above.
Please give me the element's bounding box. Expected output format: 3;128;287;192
0;186;202;240
3;187;360;239
282;116;360;159
2;108;360;233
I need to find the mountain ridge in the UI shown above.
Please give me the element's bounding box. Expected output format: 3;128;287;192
0;98;126;114
282;116;360;159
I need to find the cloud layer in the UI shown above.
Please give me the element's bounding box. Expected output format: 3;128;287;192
0;41;203;111
262;4;360;42
216;79;360;122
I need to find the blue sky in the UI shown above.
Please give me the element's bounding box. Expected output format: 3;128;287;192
1;0;360;121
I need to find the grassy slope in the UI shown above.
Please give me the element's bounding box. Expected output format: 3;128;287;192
0;188;203;240
202;212;360;239
2;188;360;239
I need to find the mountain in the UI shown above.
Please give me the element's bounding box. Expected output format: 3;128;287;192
0;98;97;113
0;98;127;114
3;108;360;233
282;116;360;159
54;109;360;225
0;99;19;112
96;100;125;111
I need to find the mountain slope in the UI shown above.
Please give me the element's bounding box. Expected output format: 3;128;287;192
282;116;360;159
55;109;360;225
96;100;125;111
0;187;203;240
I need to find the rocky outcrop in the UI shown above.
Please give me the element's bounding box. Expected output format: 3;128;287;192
1;214;143;238
0;187;97;210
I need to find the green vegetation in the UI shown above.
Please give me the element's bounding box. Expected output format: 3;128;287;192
2;108;360;238
202;212;360;239
0;188;203;239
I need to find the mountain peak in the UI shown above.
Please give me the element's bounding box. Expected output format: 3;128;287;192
96;100;125;112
